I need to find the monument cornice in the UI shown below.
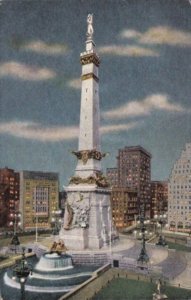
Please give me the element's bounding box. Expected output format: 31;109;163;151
80;53;100;66
81;72;99;82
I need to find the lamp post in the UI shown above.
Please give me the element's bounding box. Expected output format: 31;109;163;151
134;217;152;240
51;210;62;239
9;211;21;254
137;204;149;264
154;213;167;246
12;247;32;300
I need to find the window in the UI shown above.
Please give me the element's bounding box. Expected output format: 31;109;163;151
33;187;49;215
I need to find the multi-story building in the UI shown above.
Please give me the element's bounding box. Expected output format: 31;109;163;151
0;167;20;228
20;171;59;231
168;143;191;232
106;168;118;187
117;146;151;216
111;187;137;230
0;184;9;228
150;181;168;219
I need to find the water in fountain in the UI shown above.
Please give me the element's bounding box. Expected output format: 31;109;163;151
1;250;98;300
35;252;73;271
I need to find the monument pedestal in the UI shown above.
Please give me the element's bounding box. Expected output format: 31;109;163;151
62;227;89;250
60;185;113;250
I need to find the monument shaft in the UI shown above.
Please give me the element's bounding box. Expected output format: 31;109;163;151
60;15;114;250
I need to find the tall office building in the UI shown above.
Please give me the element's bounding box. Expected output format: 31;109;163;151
0;184;9;228
168;143;191;232
150;181;168;219
20;171;59;231
106;168;118;187
111;187;137;230
117;146;151;215
0;167;20;228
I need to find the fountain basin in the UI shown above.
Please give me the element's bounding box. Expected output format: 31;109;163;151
1;253;98;300
35;252;74;271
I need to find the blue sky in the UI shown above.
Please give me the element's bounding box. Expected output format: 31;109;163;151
0;0;191;188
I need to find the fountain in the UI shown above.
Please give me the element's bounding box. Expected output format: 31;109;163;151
35;252;73;272
1;241;98;300
34;240;73;272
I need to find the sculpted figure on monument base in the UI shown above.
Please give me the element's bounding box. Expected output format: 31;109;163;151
63;202;74;230
69;171;109;188
50;240;67;254
63;195;90;230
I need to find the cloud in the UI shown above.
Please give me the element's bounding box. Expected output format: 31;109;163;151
100;122;140;134
103;94;186;120
21;40;69;55
0;61;56;81
0;121;79;142
0;120;139;142
67;78;81;89
120;26;191;47
98;45;159;57
120;29;141;39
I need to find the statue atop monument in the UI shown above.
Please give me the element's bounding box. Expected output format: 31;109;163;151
86;14;94;39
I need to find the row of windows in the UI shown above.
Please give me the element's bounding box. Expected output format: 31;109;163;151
174;170;191;174
169;205;191;209
171;185;191;189
169;211;190;216
169;201;191;205
33;206;48;213
172;179;191;184
174;163;190;169
169;195;191;200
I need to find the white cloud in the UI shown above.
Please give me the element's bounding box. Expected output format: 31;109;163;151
0;120;140;142
0;61;56;81
120;29;141;39
100;122;140;134
22;40;69;55
120;26;191;47
103;94;186;120
67;78;81;89
0;121;79;142
98;45;159;57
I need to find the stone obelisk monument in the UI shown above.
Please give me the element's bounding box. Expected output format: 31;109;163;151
60;14;114;250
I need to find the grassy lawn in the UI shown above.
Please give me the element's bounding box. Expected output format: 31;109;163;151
92;278;191;300
167;242;191;252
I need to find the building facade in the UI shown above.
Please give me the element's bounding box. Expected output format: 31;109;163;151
20;171;59;231
117;146;151;216
168;143;191;232
106;168;118;187
111;187;138;230
0;167;20;228
150;181;168;219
